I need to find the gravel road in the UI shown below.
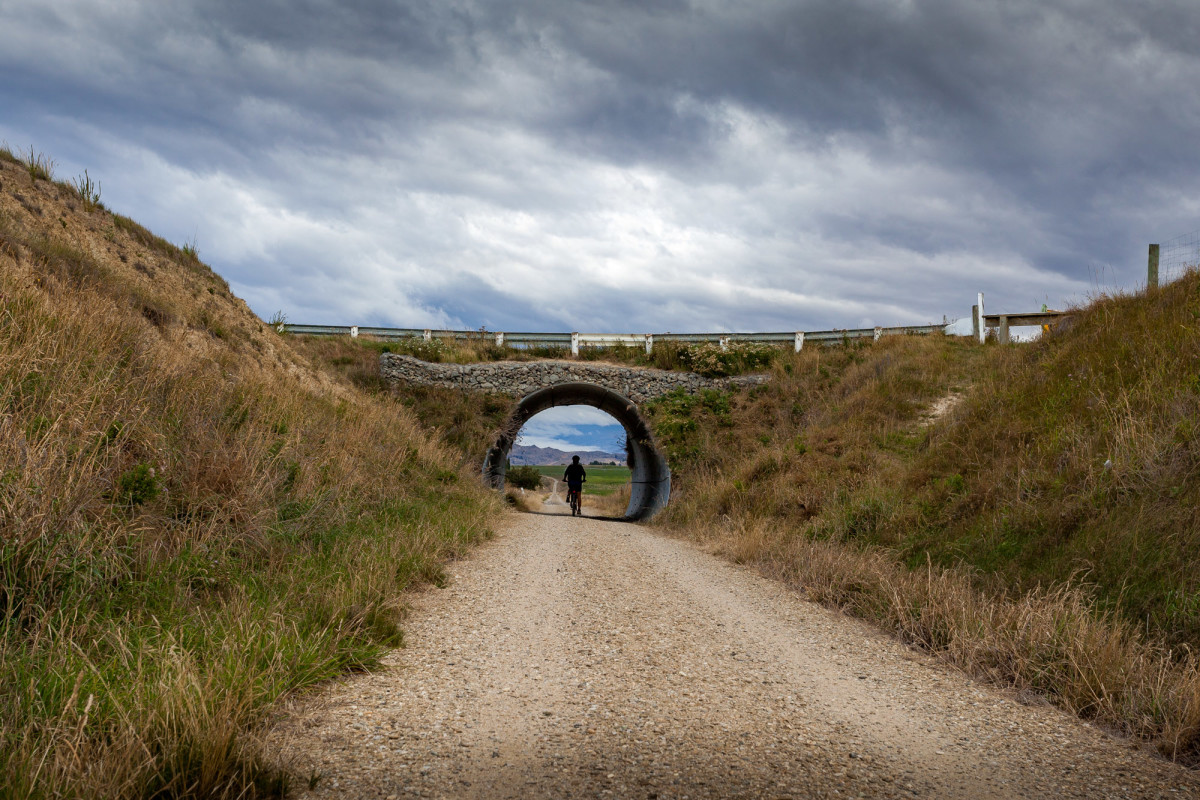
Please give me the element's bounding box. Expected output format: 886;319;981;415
268;510;1198;799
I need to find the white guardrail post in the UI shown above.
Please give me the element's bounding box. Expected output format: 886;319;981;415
284;321;961;348
976;292;985;343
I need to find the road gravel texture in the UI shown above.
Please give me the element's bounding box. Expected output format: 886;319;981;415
269;507;1198;799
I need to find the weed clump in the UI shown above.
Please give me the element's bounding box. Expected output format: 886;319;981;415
20;145;55;182
71;169;103;212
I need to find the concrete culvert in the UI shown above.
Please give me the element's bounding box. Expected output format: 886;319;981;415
483;382;670;521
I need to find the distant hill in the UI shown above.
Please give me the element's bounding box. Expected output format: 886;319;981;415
510;444;624;466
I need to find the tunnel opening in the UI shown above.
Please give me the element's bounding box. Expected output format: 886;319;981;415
483;383;670;521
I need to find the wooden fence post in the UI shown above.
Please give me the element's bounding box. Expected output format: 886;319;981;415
998;315;1009;344
1148;243;1160;289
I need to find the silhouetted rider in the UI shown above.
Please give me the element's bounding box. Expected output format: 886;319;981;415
563;455;586;504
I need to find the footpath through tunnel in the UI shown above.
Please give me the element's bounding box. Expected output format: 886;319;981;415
483;383;671;521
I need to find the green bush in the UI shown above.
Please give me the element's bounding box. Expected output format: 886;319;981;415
679;341;778;377
114;463;160;506
506;465;543;490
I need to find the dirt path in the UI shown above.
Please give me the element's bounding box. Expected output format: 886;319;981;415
268;512;1197;799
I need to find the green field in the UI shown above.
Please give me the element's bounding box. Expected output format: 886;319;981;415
534;464;631;496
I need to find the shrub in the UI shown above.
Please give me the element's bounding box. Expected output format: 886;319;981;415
506;465;543;490
114;463;160;506
679;341;778;377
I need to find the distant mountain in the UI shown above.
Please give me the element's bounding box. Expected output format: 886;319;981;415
509;444;625;466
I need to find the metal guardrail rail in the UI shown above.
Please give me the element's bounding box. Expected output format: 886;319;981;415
282;322;951;353
283;292;1073;352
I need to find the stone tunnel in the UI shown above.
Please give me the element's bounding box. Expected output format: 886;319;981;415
481;382;671;521
379;354;768;520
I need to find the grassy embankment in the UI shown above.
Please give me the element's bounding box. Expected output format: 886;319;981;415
643;286;1200;762
0;147;501;799
285;334;513;464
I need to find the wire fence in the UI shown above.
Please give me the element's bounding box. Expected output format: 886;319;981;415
1159;230;1200;284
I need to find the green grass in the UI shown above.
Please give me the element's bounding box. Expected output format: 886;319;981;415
71;169;103;212
0;151;501;798
19;145;55;181
648;279;1200;760
533;464;631;496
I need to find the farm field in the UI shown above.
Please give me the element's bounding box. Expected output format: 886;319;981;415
534;464;631;495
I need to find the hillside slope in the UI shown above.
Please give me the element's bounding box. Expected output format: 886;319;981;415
0;148;501;799
647;284;1200;760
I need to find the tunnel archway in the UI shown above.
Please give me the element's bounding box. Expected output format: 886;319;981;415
483;382;670;521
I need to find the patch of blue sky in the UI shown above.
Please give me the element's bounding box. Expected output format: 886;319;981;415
518;406;625;452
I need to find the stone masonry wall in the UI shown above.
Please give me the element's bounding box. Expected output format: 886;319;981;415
379;354;767;402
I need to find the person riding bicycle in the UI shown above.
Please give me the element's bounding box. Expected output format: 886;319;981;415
563;456;586;514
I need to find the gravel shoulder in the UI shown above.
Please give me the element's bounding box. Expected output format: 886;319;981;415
267;511;1198;799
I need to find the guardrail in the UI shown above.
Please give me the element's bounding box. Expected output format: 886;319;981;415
970;292;1072;343
282;292;1075;353
281;322;951;354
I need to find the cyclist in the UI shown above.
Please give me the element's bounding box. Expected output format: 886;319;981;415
563;455;586;516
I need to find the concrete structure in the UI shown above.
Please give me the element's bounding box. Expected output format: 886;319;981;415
379;355;766;520
379;354;766;402
482;383;671;521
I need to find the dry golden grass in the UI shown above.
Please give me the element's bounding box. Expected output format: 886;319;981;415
586;483;632;517
647;314;1200;762
701;518;1200;761
285;335;515;469
0;151;501;798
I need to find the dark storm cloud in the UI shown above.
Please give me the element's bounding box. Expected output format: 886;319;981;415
529;1;1200;256
2;0;1198;332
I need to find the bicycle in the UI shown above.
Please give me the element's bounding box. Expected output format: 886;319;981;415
566;486;582;516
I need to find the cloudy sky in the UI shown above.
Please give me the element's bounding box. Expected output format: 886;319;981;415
4;0;1200;342
516;405;628;453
